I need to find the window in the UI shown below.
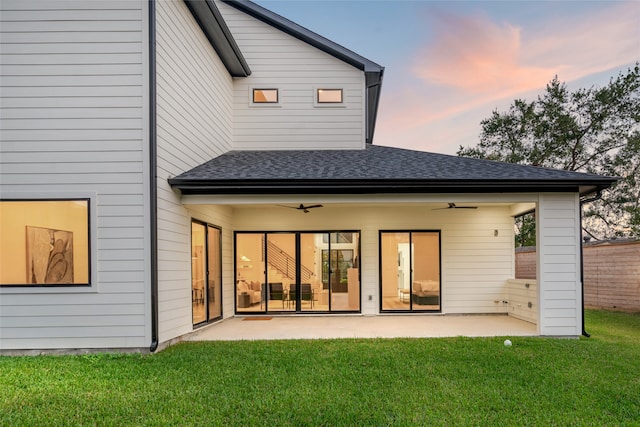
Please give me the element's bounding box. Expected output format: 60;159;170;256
317;88;343;104
380;231;440;312
0;200;90;286
252;88;278;103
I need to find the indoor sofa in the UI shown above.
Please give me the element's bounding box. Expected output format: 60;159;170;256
412;280;440;305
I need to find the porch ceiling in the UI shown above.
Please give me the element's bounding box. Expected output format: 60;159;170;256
180;195;537;216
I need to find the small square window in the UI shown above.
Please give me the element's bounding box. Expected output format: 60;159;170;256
317;89;343;103
253;88;278;103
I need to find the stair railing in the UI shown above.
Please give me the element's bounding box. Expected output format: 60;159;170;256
266;240;313;282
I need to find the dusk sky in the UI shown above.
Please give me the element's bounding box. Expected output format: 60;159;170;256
253;0;640;155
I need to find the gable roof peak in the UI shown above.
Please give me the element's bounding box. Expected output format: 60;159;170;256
221;0;384;73
220;0;384;144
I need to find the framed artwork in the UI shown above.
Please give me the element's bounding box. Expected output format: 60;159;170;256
26;226;74;284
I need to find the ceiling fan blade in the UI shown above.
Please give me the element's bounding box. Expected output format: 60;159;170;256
432;203;478;210
432;203;456;210
277;204;324;212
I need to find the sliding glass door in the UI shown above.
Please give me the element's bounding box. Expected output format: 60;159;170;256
191;221;222;326
235;231;360;314
380;231;440;312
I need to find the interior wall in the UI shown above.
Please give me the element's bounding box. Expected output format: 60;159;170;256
413;233;440;282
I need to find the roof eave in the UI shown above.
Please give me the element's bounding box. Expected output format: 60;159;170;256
184;0;251;77
365;70;384;144
168;178;618;196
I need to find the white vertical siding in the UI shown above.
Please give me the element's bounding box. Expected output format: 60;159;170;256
216;1;366;150
0;1;150;350
536;193;581;336
155;0;235;343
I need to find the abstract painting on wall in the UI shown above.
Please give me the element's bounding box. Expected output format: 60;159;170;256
26;226;74;284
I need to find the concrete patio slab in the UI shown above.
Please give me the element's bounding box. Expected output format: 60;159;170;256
185;314;538;341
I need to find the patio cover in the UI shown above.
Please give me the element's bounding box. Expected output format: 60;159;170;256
168;145;617;195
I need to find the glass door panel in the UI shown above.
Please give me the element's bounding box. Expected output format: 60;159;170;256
207;226;222;320
327;232;360;311
411;232;440;311
299;233;324;312
191;222;206;325
345;233;360;311
236;233;266;313
381;232;410;311
267;233;296;312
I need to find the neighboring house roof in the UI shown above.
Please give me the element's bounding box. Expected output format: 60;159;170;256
184;0;251;77
168;145;618;195
221;0;385;144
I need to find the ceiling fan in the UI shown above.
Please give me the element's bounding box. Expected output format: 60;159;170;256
432;203;478;210
279;203;323;213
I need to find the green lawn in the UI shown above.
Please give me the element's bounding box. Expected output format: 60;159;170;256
2;310;639;426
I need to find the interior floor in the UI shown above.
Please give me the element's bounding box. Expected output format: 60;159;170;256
382;296;440;311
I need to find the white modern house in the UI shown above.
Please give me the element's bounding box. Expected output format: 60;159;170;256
0;0;616;353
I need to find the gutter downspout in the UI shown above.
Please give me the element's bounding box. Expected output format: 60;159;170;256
579;190;602;338
149;0;159;352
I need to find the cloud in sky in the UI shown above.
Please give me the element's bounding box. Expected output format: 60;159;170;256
376;1;640;153
413;11;554;97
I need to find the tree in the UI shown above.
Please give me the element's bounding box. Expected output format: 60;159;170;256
458;64;640;244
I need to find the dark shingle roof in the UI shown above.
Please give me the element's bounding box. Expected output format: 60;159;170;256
168;145;617;195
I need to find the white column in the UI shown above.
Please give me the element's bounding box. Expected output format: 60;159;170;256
536;193;582;336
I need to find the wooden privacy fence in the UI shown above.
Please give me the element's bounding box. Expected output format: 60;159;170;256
515;240;640;311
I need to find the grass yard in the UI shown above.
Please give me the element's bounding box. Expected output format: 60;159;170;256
1;310;639;426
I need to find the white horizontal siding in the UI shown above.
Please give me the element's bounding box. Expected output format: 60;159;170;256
537;194;581;336
222;204;518;316
0;0;150;351
154;0;235;344
506;279;537;323
216;1;365;150
441;207;515;314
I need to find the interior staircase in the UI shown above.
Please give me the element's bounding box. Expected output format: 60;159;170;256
265;240;313;286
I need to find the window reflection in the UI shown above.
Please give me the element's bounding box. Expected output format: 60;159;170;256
253;88;278;103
